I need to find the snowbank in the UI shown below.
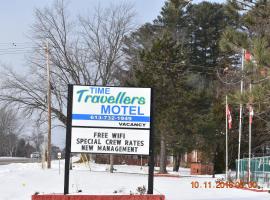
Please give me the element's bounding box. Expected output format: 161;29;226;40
0;160;268;200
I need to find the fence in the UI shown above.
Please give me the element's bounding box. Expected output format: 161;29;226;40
236;156;270;189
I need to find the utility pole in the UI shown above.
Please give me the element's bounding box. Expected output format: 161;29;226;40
41;134;46;169
46;40;52;169
237;49;244;180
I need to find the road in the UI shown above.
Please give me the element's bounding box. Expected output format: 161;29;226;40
0;157;39;165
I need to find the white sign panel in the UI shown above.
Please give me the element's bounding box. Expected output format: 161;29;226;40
57;152;61;159
71;127;150;155
72;86;151;129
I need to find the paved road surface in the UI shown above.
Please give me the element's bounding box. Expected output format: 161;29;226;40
0;158;39;165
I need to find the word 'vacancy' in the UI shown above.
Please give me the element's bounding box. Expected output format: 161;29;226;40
76;87;147;116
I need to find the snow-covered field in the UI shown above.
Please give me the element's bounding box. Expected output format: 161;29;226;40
0;159;269;200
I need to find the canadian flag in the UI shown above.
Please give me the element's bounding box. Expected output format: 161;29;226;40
245;50;252;62
249;105;254;124
226;105;232;129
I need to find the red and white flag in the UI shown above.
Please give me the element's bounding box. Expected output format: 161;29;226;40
226;105;232;129
245;50;252;62
249;105;254;124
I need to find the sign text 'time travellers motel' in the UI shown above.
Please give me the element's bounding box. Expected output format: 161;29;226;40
70;86;151;155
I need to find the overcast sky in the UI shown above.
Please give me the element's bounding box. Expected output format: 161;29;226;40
0;0;224;67
0;0;223;148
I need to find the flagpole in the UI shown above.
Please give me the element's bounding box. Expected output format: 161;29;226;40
237;49;245;180
248;83;252;182
225;95;228;180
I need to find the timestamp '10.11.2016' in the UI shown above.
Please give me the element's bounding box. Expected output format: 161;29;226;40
191;181;258;189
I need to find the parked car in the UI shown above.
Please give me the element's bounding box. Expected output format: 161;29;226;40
30;152;40;159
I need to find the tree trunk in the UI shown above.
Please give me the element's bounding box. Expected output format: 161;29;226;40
109;154;114;173
70;156;73;170
173;153;181;172
159;135;167;173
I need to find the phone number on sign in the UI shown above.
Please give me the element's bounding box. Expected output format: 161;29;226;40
90;115;132;121
191;181;258;189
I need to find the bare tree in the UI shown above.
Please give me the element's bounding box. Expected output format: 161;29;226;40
0;0;135;126
79;3;135;173
0;0;135;170
79;3;135;85
30;122;45;152
0;107;23;156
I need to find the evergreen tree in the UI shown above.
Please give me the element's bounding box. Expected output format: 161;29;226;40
136;33;188;173
123;0;235;173
220;0;270;157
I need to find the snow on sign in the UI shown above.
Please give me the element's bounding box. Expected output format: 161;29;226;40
70;85;151;155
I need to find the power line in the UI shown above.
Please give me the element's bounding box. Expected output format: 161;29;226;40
0;47;38;51
0;51;34;56
0;42;33;45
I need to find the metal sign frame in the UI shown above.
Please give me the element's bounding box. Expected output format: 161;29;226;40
64;84;154;194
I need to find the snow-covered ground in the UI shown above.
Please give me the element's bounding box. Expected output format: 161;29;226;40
0;159;269;200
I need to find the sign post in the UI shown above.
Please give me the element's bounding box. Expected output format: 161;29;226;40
64;85;152;194
64;84;73;195
58;152;61;175
147;90;154;194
